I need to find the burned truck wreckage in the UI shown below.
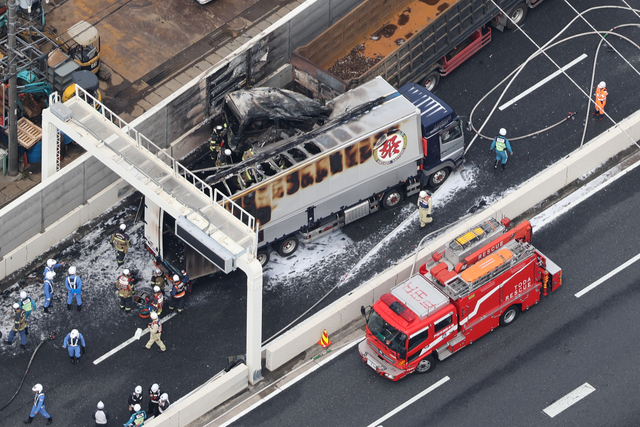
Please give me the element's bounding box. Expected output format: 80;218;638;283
189;78;464;264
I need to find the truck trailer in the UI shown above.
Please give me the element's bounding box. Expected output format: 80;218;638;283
197;77;465;265
292;0;544;100
358;217;562;381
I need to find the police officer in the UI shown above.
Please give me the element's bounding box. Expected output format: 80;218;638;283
490;128;514;170
19;290;36;320
44;259;64;281
150;286;164;316
109;224;132;268
168;274;187;314
43;271;55;314
116;269;135;314
65;266;83;311
92;401;109;426
5;303;28;349
150;268;166;293
63;329;86;364
148;384;162;417
124;404;145;427
144;311;166;352
128;386;143;413
24;384;52;425
417;191;433;228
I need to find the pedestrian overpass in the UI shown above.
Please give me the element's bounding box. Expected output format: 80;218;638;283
40;88;264;384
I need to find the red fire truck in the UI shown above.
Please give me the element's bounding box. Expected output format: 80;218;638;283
359;217;562;381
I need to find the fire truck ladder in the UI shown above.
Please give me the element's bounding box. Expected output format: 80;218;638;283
40;87;264;384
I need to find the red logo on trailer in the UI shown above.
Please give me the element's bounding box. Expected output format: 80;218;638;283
374;129;407;165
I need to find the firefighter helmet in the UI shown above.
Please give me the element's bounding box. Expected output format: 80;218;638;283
13;302;19;309
598;81;606;88
419;191;427;198
215;125;224;133
173;275;180;283
120;224;126;231
150;311;158;320
123;269;130;276
154;286;161;293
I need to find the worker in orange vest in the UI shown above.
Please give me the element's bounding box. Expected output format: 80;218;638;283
168;274;187;314
593;81;607;120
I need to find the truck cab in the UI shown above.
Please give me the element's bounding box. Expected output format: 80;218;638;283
398;83;465;188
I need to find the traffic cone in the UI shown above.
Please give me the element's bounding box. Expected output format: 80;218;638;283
318;329;332;349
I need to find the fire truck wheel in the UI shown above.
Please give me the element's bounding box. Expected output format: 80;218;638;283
257;250;270;266
500;305;520;326
506;3;528;30
423;71;440;92
277;236;299;258
428;168;450;188
382;189;404;209
415;355;435;374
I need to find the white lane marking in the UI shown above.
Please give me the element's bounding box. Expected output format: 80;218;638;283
543;383;595;418
498;54;587;111
366;376;450;427
575;253;640;298
93;312;177;365
215;335;365;427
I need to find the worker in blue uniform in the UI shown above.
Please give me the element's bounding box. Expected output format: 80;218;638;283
24;384;53;425
489;128;514;170
65;266;83;311
43;271;55;314
63;329;86;365
44;259;64;280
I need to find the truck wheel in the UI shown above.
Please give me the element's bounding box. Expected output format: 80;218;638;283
415;355;435;374
506;3;528;30
428;168;450;188
500;305;519;326
257;250;270;266
382;189;404;209
277;236;299;258
423;71;440;92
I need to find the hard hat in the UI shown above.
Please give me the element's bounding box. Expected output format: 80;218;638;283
123;269;130;276
499;128;507;136
45;271;55;280
120;224;126;231
150;311;158;320
32;384;43;393
155;268;161;275
47;259;55;268
151;384;159;393
224;149;232;156
20;290;27;299
133;404;141;412
153;286;161;293
70;329;79;338
173;274;180;283
13;302;20;309
215;125;223;132
97;401;104;410
135;385;142;394
598;81;606;88
160;393;168;401
69;266;76;275
419;191;427;198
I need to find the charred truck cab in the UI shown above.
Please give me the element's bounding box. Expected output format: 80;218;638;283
359;218;562;381
192;77;464;265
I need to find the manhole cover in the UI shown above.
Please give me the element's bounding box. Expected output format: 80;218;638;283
229;17;247;31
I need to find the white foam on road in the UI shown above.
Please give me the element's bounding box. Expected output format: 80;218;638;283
543;383;595;418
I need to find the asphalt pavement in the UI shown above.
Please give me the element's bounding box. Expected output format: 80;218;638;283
1;0;640;425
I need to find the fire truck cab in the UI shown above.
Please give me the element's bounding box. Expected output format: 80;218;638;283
359;218;562;381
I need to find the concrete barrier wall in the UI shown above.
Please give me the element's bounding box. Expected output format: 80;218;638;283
264;110;640;371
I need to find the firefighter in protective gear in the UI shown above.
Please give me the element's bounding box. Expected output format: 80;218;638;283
65;266;83;311
24;384;52;425
19;290;36;320
594;81;608;120
148;384;162;417
150;286;164;316
490;128;513;170
144;311;166;352
109;224;131;268
43;271;55;313
63;329;86;364
150;268;166;292
124;404;146;427
169;274;187;313
209;124;229;166
92;401;109;425
116;269;135;314
5;303;28;348
128;386;143;413
158;393;170;414
417;191;433;228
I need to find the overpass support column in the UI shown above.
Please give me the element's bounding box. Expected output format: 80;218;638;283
41;109;59;182
238;254;263;384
